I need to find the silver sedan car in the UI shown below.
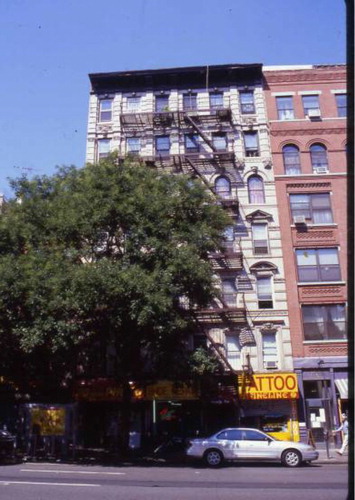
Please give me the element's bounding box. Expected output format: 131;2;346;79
186;428;318;467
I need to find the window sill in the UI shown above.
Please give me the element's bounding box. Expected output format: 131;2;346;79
303;339;347;344
291;223;337;228
297;281;346;286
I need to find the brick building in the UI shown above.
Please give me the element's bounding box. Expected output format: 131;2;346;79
85;64;296;444
263;64;348;441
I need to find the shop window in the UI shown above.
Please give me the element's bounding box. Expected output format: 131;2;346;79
97;139;111;160
240;91;255;114
215;176;231;199
248;175;265;204
252;223;269;255
296;248;341;282
244;132;259;157
256;276;273;309
302;304;347;341
99;99;112;122
310;143;328;171
283;144;301;175
276;96;294;120
290;193;333;224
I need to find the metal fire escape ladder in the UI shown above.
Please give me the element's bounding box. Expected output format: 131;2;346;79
203;329;237;374
184;156;216;196
184;114;216;152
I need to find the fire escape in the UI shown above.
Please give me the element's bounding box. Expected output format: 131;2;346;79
119;93;255;380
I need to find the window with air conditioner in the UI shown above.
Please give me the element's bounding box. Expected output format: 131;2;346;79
310;143;328;171
262;332;278;368
290;193;333;224
302;95;321;118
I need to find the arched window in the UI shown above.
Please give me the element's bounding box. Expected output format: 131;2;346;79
215;176;231;199
248;175;265;204
283;144;301;175
310;143;328;171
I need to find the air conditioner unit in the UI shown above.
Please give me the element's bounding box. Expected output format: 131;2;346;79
293;215;307;225
308;108;321;119
265;361;278;369
315;167;328;174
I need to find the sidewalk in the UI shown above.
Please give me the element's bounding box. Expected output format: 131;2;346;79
314;442;349;464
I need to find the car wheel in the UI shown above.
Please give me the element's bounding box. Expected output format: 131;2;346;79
281;449;302;467
204;449;224;467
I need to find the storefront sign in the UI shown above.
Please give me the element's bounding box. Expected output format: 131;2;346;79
146;381;198;400
73;379;123;402
238;373;299;400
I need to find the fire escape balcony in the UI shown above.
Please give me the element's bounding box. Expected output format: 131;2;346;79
209;247;243;271
120;110;180;132
196;294;247;325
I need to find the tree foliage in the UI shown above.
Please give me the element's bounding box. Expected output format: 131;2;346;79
0;155;229;397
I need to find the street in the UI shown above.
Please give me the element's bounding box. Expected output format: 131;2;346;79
0;461;349;500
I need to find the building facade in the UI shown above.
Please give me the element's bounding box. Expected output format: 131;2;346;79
263;65;348;442
85;64;296;444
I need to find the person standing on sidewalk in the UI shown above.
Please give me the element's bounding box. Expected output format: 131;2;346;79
332;413;348;455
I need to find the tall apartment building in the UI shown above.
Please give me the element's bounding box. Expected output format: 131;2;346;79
263;65;348;442
84;64;296;444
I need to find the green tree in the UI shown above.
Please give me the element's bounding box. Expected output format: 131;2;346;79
0;155;229;450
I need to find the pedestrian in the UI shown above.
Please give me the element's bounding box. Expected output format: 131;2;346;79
332;413;348;455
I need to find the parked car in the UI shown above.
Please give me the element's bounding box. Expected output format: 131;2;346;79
0;429;16;463
186;428;318;467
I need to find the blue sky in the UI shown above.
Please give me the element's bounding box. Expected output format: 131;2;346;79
0;0;346;197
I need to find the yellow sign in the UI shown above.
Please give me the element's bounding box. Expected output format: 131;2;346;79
146;381;198;400
30;407;66;436
238;373;299;400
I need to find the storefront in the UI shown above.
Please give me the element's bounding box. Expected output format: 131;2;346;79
238;372;300;441
294;357;348;443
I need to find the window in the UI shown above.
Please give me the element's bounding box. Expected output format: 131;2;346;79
126;96;141;111
336;94;347;117
222;279;237;307
262;332;278;367
244;132;259;157
252;224;269;254
242;430;267;441
283;145;301;175
210;92;224;110
212;133;227;151
248;175;265;204
215;176;231;199
155;135;170;155
310;143;328;171
97;139;111;159
126;137;140;154
183;94;197;111
289;193;333;224
217;429;243;440
302;304;346;341
296;248;341;282
223;226;234;249
184;134;199;153
240;91;255;114
276;96;294;120
256;276;273;309
99;99;112;122
226;336;241;370
155;95;169;112
302;95;320;117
